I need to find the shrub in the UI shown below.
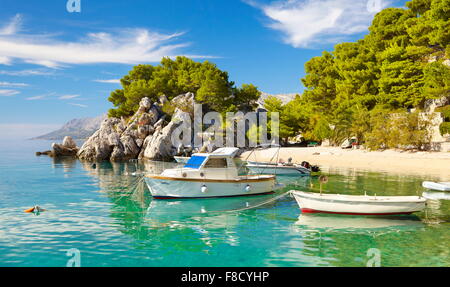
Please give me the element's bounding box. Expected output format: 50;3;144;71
365;109;434;150
436;105;450;121
440;122;450;135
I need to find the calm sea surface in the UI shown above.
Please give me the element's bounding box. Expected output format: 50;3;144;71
0;140;449;267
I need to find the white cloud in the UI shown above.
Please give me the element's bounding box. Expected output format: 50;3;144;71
0;81;29;87
0;56;12;65
69;103;88;108
0;69;53;76
0;14;22;35
59;94;80;100
0;89;20;96
0;14;212;68
25;95;46;100
93;79;121;84
253;0;389;48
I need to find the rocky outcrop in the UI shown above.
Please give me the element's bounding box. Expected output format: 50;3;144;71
76;117;120;161
138;94;195;161
36;136;79;157
77;93;195;162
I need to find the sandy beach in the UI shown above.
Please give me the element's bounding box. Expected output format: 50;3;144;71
241;147;450;180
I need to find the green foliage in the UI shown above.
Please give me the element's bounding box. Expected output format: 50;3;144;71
108;56;260;117
311;118;332;142
234;84;261;112
440;122;450;135
301;0;449;112
423;61;450;98
365;109;434;150
436;105;450;135
436;105;450;120
290;0;450;149
263;96;294;142
364;108;393;150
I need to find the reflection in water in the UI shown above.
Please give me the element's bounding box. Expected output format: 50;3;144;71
3;140;450;266
146;193;284;224
70;159;450;266
287;214;427;267
295;214;424;232
51;156;77;173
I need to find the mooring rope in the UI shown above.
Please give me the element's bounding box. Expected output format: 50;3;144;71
207;190;292;214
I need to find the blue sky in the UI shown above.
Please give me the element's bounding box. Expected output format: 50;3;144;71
0;0;407;138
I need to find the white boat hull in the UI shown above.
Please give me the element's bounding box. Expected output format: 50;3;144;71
145;175;276;198
422;181;450;192
291;190;426;215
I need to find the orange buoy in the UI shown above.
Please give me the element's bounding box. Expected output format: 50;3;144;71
24;207;35;213
24;206;46;213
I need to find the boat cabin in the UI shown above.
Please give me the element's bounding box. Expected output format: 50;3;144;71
161;147;242;180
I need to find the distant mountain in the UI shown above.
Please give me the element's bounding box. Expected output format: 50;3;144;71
258;92;299;108
33;114;107;140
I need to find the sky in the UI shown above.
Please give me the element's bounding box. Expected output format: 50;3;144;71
0;0;407;139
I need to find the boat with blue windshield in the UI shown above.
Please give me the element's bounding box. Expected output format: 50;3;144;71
145;147;280;199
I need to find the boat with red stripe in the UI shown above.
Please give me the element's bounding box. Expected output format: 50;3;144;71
291;190;427;216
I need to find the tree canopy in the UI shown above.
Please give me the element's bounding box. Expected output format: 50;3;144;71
108;56;261;117
276;0;449;147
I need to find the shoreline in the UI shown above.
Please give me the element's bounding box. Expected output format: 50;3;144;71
241;147;450;180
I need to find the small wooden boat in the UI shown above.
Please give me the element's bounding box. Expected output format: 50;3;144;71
290;190;426;215
145;148;279;199
422;181;450;192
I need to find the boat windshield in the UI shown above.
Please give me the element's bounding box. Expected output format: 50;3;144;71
184;155;207;169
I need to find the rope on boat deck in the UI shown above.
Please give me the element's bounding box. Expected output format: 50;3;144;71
207;191;293;214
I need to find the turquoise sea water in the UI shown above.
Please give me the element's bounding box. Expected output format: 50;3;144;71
0;140;449;267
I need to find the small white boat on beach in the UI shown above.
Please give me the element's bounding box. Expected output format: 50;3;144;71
145;148;279;199
422;181;450;192
291;190;427;215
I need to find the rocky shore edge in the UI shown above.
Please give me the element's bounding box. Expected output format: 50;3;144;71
37;93;197;162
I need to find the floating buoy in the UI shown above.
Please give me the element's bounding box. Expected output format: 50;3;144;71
24;205;46;213
201;185;208;193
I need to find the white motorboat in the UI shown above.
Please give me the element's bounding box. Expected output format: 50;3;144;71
145;148;278;199
246;161;320;176
291;190;427;215
422;181;450;192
